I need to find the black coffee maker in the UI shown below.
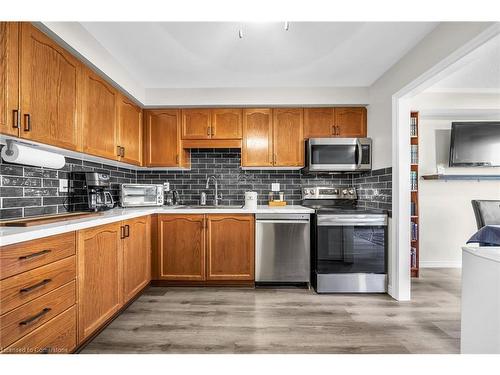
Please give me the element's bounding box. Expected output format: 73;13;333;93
69;172;115;211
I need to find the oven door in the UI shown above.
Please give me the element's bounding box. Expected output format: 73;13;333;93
315;214;387;274
306;138;372;172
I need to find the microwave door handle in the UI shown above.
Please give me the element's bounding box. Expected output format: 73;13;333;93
356;139;363;168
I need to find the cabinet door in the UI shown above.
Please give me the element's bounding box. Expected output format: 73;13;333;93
144;109;187;167
334;107;367;137
158;215;205;281
0;22;19;137
181;109;211;139
242;109;273;167
118;95;142;165
19;23;80;151
304;107;335;138
77;223;123;342
81;67;119;160
211;108;242;139
273;108;304;167
206;215;254;281
123;216;150;303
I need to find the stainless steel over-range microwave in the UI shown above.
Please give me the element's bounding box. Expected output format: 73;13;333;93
304;138;372;173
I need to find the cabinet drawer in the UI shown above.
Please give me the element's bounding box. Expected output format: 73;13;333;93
0;281;76;349
1;232;76;280
2;305;76;354
0;256;76;315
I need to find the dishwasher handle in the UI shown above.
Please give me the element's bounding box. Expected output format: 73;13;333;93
255;213;310;221
256;220;310;224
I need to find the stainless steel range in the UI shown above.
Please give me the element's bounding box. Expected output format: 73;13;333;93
302;186;388;293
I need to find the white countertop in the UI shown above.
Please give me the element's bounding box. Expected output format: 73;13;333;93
0;205;314;246
463;245;500;264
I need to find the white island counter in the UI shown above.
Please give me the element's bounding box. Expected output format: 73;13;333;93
461;245;500;354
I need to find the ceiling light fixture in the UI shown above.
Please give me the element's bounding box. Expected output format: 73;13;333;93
284;21;290;31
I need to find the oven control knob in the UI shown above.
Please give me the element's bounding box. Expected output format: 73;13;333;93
342;189;348;195
348;189;355;195
308;189;315;195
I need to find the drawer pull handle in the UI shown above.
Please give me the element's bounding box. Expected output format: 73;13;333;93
18;249;52;261
19;307;52;326
125;224;130;238
19;279;52;294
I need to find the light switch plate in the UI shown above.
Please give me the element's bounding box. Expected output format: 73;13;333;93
163;182;170;191
59;179;68;193
271;183;280;192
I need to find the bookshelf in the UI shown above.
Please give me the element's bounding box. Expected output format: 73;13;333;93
410;111;419;278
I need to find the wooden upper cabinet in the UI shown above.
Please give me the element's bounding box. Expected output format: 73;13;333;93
211;109;242;139
19;23;81;151
158;215;206;281
181;109;211;139
81;67;119;160
144;109;188;167
77;222;123;342
0;22;19;137
273;108;304;167
206;215;254;281
304;107;335;138
123;216;150;303
335;107;367;137
118;95;142;165
242;109;273;167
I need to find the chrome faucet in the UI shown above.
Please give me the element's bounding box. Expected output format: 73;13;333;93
206;175;222;206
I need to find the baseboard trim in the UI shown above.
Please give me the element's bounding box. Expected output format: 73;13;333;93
420;261;462;268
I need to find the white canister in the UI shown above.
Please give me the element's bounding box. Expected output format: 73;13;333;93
244;191;258;210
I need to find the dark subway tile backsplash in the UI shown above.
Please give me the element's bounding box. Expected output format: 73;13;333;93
1;146;392;220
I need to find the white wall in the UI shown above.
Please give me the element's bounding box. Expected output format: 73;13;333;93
145;87;369;107
412;92;500;267
368;22;496;170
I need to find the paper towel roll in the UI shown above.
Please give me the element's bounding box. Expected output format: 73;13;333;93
1;142;66;169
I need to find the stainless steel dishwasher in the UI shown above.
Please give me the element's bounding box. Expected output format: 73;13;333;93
255;213;310;283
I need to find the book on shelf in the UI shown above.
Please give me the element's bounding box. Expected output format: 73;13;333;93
411;221;418;241
410;247;417;268
411;201;417;216
411;144;418;164
410;116;418;137
410;171;418;191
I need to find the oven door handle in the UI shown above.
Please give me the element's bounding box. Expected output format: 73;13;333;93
317;215;387;226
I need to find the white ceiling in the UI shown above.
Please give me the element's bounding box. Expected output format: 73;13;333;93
426;33;500;92
79;22;438;89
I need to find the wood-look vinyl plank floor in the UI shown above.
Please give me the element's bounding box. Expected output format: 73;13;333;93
81;268;461;354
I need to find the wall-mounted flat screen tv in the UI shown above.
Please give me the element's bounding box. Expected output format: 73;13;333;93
449;122;500;167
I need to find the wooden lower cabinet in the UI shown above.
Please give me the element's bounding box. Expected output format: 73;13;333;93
156;214;255;283
158;215;206;281
3;305;76;354
123;216;151;303
77;222;123;342
206;215;254;281
76;217;151;344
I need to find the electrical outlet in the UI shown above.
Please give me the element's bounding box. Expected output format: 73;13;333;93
163;182;170;191
59;179;68;193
